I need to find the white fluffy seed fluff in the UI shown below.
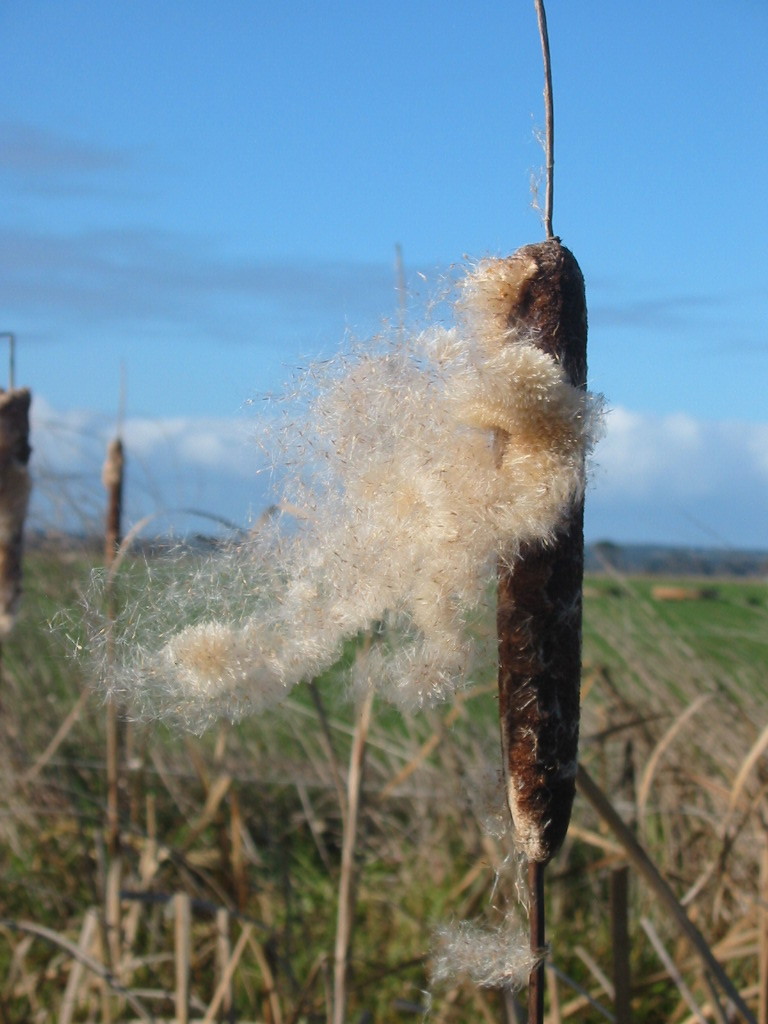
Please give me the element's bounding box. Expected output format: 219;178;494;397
95;257;602;731
431;917;544;990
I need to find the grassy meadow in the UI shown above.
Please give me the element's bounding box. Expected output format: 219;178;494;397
0;542;766;1022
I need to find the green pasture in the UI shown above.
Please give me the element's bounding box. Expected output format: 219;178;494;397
582;573;767;691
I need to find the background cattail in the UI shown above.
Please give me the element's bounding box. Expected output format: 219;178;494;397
0;388;32;639
102;437;124;566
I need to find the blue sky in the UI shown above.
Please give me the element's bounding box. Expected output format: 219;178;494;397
2;1;767;546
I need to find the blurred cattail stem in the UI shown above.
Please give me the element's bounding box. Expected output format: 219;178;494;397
102;437;125;857
332;685;374;1024
495;238;587;1017
102;434;126;985
0;387;32;648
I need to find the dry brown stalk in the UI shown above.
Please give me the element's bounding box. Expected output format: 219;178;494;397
573;944;614;1001
636;693;711;822
545;963;614;1020
380;683;494;799
545;965;562;1023
59;908;99;1024
246;927;285;1024
332;686;374;1024
229;788;250;910
640;917;710;1024
174;891;192;1024
21;686;90;783
201;917;252;1024
610;865;632;1023
308;680;348;819
178;771;233;851
105;855;123;985
0;918;154;1022
726;722;768;822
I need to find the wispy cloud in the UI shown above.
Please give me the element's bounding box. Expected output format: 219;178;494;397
590;294;720;331
0;121;128;174
0;112;428;341
0;120;134;198
0;224;397;342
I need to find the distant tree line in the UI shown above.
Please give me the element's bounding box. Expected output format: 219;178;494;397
587;541;768;578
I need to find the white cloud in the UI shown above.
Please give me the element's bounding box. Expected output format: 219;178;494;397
588;406;768;546
594;407;768;496
746;424;768;477
24;396;768;549
594;408;707;497
122;416;256;478
28;398;266;534
31;400;258;478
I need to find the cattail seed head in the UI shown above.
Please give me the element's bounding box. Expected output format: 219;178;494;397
493;239;590;864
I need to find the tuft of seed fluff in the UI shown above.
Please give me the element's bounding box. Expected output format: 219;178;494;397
95;258;601;731
431;917;544;990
